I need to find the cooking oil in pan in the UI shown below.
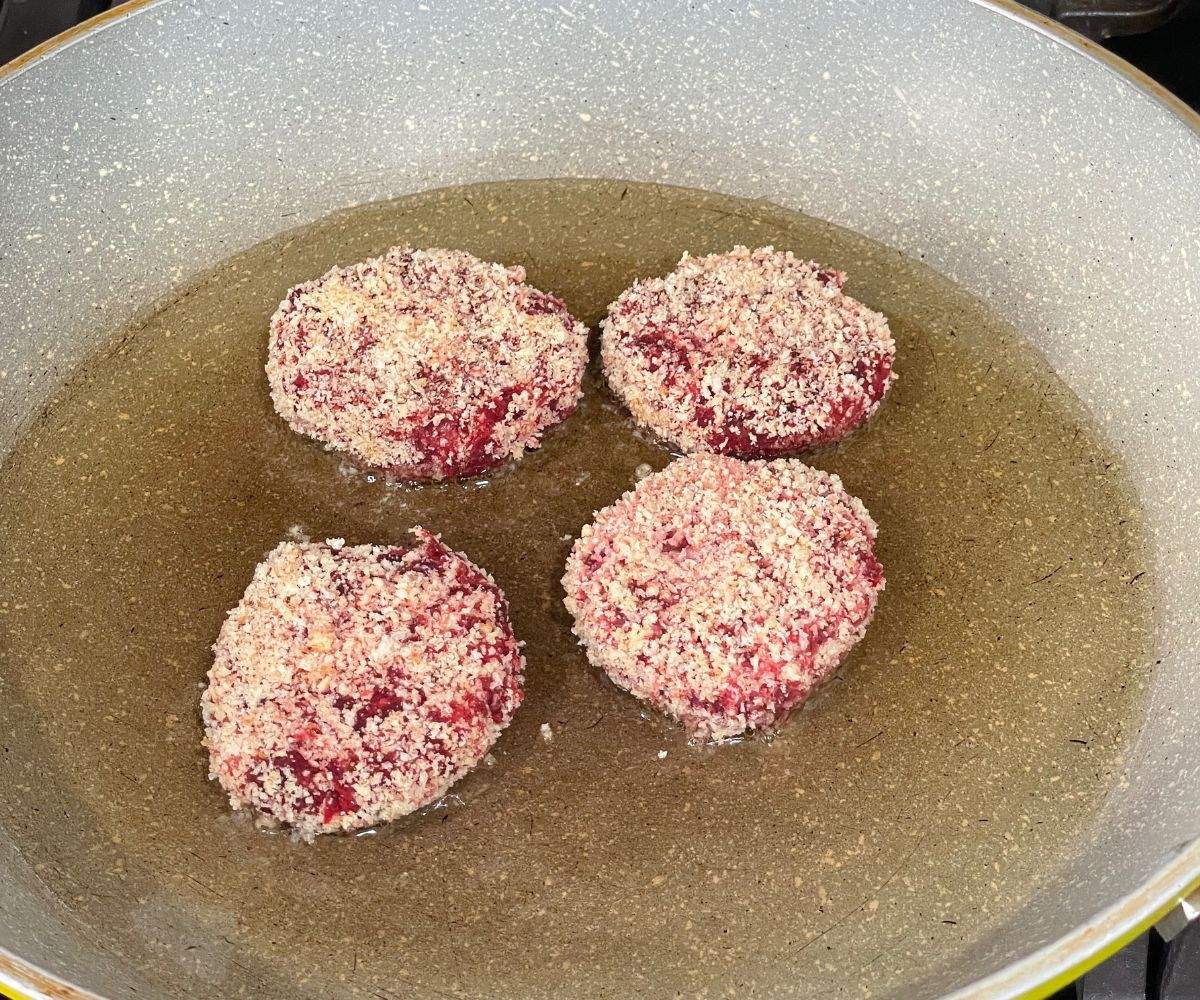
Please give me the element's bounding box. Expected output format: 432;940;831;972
0;180;1155;998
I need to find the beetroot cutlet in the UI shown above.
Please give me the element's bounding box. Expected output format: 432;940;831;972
201;530;524;839
267;245;589;480
563;453;884;741
600;245;895;457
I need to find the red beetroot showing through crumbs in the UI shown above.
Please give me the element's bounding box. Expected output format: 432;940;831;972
600;245;896;456
201;530;524;839
267;245;589;480
563;453;884;741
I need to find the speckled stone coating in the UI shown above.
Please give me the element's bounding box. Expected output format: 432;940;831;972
564;454;883;739
1;1;1200;1000
202;531;524;839
601;246;895;455
267;246;588;479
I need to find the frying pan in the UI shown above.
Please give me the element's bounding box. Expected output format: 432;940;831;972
1;1;1199;998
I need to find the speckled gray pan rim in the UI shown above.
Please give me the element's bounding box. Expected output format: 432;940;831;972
0;1;1199;999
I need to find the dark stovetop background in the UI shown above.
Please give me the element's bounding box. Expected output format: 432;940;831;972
0;2;1198;1000
1105;0;1200;108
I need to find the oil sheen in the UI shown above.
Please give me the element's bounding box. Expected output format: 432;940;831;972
0;180;1155;999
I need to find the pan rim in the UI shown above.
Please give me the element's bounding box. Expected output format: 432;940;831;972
0;1;1198;998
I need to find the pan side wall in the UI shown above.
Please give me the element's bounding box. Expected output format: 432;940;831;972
0;1;1198;998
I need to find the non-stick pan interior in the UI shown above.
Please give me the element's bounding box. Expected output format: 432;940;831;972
1;4;1198;1000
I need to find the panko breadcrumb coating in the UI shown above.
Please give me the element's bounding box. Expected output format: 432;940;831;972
268;246;589;480
563;454;884;741
202;530;524;839
600;245;895;456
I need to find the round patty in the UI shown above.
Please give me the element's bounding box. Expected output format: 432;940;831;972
563;453;884;741
201;530;524;838
600;245;895;456
268;246;589;480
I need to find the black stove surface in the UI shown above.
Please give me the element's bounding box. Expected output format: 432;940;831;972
0;2;1197;999
1106;0;1200;111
